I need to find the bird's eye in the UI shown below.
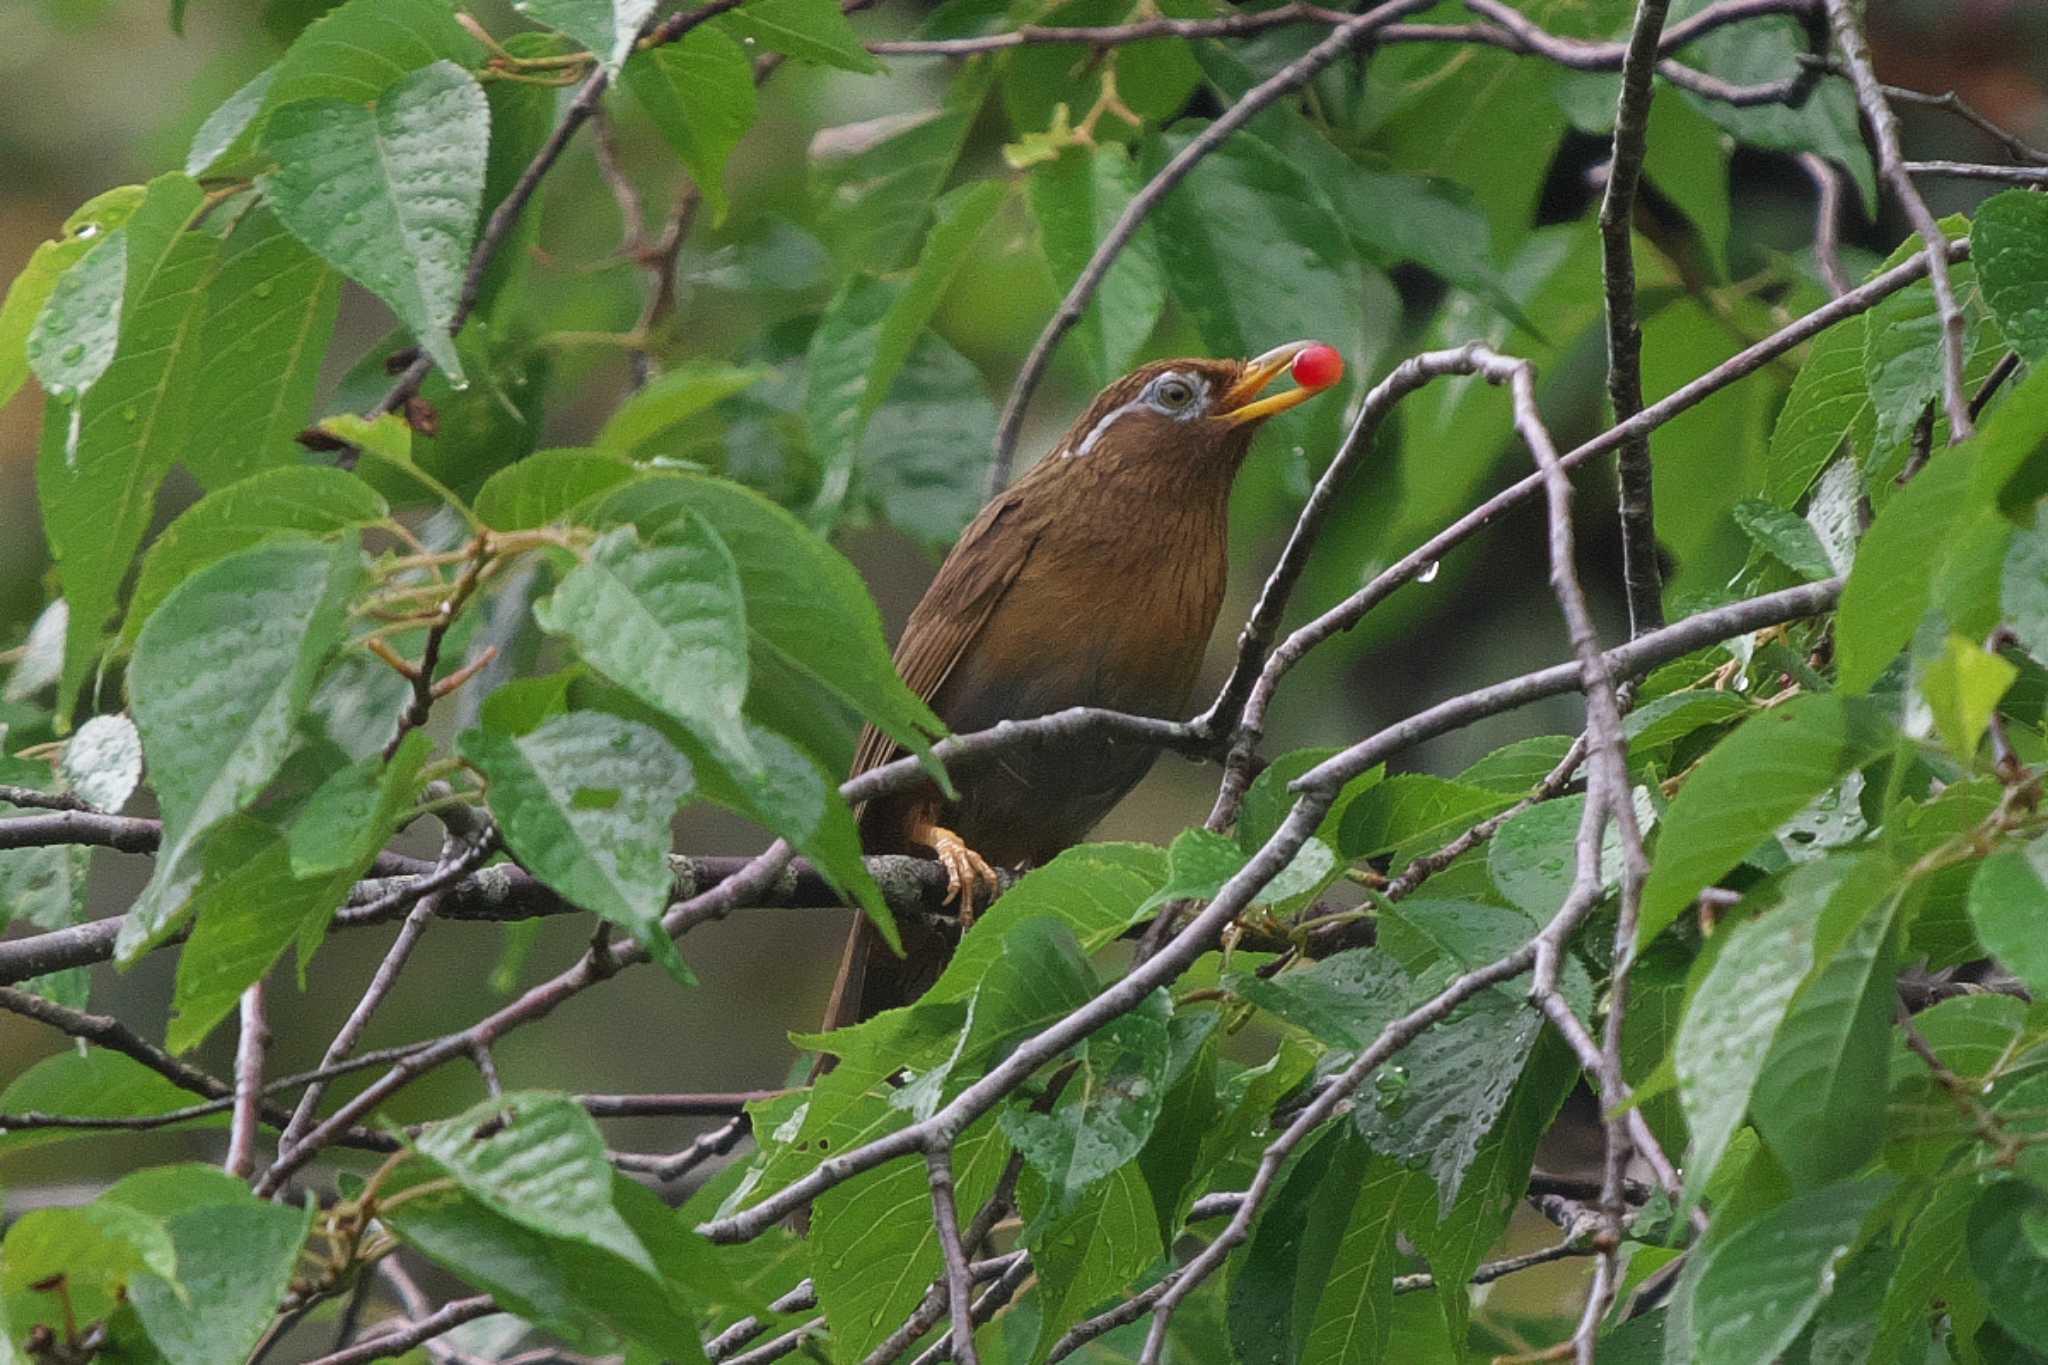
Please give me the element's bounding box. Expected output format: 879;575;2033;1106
1155;377;1196;410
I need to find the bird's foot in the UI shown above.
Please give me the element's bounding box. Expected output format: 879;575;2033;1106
922;824;1000;927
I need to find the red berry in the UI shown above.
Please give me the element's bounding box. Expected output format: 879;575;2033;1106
1291;343;1344;391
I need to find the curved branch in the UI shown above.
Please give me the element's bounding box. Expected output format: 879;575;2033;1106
986;0;1440;493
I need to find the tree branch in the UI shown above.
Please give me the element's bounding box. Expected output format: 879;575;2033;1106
1599;0;1674;638
987;0;1440;493
1822;0;1973;441
696;578;1840;1246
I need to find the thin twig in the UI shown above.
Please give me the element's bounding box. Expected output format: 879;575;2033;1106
925;1149;981;1365
277;832;497;1157
1823;0;1972;440
1503;353;1652;1360
298;1296;498;1365
1599;0;1673;639
226;984;269;1180
1903;160;2048;184
368;0;752;418
987;0;1439;493
1798;152;1851;297
609;1113;750;1181
255;842;798;1195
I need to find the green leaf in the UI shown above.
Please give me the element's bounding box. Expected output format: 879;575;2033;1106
1920;633;2018;760
123;466;387;645
1668;2;1876;213
259;61;488;383
0;1051;226;1156
1675;868;1826;1203
1007;0;1195;146
1354;986;1545;1212
1691;1175;1894;1364
1969;1181;2048;1354
1839;445;1984;693
168;814;366;1051
1;777;92;952
1150;126;1369;462
414;1092;657;1274
1863;219;1988;452
515;0;655;74
474;448;640;530
36;173;210;718
2005;515;2048;664
1300;1153;1410;1365
1624;690;1754;753
1644;86;1732;278
1750;853;1900;1188
318;410;415;466
178;206;340;490
128;1200;312;1365
1028;143;1167;385
622;29;756;222
2;1201;178;1336
811;1117;1009;1361
1968;844;2048;999
535;522;756;779
1370;22;1570;250
1001;991;1170;1213
27;216;128;399
1338;776;1516;864
596;363;768;452
1233;951;1404;1067
719;0;880;72
263;0;484;113
1457;735;1575;792
381;1167;711;1362
809;61;990;271
1487;794;1627;919
863;181;1004;426
1404;1028;1579;1316
1229;1126;1363;1365
120;536;361;964
1022;1162;1163;1364
856;330;997;549
1972;189;2048;362
0;185;146;409
1639;694;1892;942
1972;346;2048;519
1766;316;1872;506
1238;750;1381;856
186;65;275;177
1733;498;1835;581
1139;826;1337;915
591;471;945;768
288;731;430;877
805;181;1002;527
921;843;1166;1006
461;712;696;985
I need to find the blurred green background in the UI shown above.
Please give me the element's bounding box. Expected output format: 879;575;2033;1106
0;3;2043;1310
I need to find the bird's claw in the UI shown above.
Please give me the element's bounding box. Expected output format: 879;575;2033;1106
929;827;1000;928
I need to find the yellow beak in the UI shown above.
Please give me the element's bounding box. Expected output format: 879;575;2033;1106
1219;341;1325;425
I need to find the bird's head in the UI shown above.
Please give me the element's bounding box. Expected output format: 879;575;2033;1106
1050;340;1345;474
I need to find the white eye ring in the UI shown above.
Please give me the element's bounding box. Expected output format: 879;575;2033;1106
1154;376;1197;410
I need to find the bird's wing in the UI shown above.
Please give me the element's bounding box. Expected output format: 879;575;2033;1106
850;493;1039;779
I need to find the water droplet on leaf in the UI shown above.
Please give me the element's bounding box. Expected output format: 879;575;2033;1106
60;344;85;365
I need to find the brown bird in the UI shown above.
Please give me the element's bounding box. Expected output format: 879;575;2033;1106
820;340;1346;1033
